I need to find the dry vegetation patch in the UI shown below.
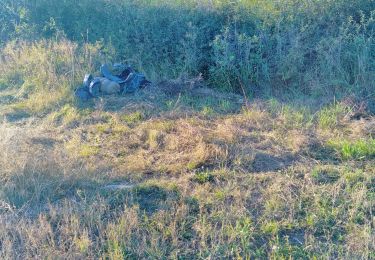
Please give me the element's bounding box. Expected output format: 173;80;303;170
1;85;374;258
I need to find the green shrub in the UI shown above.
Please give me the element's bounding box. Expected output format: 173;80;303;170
209;28;265;92
1;0;373;97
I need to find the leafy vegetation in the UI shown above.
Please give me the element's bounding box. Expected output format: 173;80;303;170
1;0;374;96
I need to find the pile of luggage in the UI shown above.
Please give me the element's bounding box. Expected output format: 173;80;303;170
75;63;151;101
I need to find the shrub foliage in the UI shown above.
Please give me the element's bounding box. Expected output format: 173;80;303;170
1;0;374;96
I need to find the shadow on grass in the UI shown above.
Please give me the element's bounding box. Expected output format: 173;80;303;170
252;152;296;173
103;184;180;215
304;140;339;163
0;164;101;216
72;86;244;119
1;165;183;218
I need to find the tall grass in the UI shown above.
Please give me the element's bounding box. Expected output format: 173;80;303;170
0;40;102;114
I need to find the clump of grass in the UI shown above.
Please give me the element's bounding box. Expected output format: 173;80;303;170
219;99;232;111
147;129;163;149
311;166;340;184
261;221;279;235
344;170;366;188
73;231;91;254
318;103;349;130
121;112;144;125
201;106;215;117
265;100;313;129
186;161;203;171
95;123;110;134
133;183;178;214
48;104;91;125
328;138;375;160
192;171;214;184
79;145;100;157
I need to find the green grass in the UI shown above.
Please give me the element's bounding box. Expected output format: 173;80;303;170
192;171;214;184
318;103;349;130
328;138;375;160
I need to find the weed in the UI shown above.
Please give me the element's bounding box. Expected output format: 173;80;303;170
192;171;214;184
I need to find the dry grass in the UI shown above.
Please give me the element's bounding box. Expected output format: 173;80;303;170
0;88;374;258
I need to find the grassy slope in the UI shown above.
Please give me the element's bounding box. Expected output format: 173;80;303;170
0;78;374;258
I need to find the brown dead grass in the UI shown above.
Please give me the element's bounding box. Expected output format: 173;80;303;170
0;94;374;259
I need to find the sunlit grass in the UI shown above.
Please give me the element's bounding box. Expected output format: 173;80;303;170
328;138;375;160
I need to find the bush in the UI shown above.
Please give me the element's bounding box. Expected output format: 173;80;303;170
1;0;374;99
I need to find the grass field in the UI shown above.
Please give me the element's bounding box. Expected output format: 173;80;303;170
0;0;374;259
1;83;374;258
